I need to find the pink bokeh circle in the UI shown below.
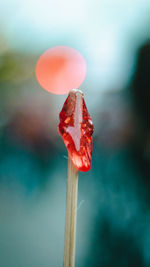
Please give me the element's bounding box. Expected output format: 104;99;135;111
35;46;86;95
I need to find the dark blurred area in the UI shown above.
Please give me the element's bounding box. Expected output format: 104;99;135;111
85;41;150;267
1;3;150;267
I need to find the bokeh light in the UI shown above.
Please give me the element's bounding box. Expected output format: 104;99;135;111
35;46;86;95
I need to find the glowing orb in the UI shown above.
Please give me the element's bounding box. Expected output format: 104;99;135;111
35;46;86;95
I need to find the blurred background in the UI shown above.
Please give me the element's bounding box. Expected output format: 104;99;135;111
1;0;150;266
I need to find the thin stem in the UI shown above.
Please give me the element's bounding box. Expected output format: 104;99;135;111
64;155;78;267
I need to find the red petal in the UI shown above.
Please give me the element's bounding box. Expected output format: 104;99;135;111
58;89;94;172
